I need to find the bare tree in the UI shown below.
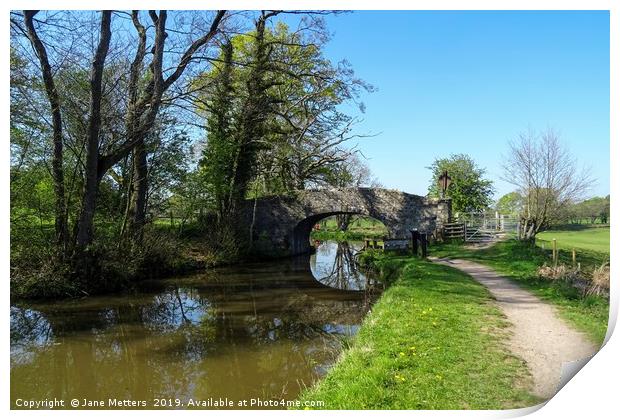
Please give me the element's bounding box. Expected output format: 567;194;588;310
502;128;593;240
118;10;227;239
72;10;227;247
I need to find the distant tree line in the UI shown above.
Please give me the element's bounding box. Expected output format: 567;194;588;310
564;196;610;224
495;193;609;225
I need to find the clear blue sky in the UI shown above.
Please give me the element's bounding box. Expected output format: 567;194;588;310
313;11;610;199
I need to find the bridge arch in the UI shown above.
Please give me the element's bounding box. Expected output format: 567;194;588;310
292;211;376;255
244;188;451;257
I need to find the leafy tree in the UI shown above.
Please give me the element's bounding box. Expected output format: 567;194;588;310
427;154;494;214
197;16;372;241
144;118;193;219
166;169;214;232
197;19;372;204
600;195;610;224
495;192;523;216
198;13;278;229
198;40;235;222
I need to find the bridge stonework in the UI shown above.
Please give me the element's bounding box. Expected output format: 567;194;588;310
245;188;451;257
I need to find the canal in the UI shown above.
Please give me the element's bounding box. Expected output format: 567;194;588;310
10;240;383;408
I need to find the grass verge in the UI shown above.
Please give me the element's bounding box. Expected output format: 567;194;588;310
297;254;540;409
431;240;609;345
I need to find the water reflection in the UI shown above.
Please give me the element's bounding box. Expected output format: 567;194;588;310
10;241;380;409
310;241;379;291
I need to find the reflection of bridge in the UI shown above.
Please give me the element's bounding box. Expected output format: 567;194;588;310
244;188;451;257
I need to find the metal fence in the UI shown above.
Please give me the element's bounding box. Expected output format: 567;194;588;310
443;212;518;242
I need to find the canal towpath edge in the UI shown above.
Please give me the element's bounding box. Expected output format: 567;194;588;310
429;257;599;399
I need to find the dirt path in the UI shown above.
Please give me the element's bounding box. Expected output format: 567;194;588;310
430;257;599;399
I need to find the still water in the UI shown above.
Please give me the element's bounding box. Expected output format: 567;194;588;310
10;240;381;409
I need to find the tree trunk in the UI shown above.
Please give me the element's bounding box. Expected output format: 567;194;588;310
249;195;258;246
127;140;148;239
520;220;536;241
336;214;352;231
74;11;112;250
24;11;68;257
225;13;271;221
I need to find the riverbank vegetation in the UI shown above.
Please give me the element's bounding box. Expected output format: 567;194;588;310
298;253;540;409
431;240;609;344
10;10;379;299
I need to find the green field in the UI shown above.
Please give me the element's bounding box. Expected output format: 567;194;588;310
310;216;388;240
537;225;610;255
297;255;539;409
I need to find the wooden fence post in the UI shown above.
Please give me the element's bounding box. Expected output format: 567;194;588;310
420;232;428;258
411;230;420;256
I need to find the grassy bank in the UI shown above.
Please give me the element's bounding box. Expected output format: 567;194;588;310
431;240;609;345
298;254;539;409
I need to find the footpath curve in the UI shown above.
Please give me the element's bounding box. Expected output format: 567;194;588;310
430;257;599;399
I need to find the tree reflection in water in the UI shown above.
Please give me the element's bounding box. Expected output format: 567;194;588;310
310;240;382;292
10;249;380;407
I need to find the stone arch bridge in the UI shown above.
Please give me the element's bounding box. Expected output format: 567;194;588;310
244;188;451;257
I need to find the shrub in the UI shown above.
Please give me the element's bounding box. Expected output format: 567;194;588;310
537;263;609;298
11;256;79;299
537;264;581;283
11;226;196;300
586;263;610;297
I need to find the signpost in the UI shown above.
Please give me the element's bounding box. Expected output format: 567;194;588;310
437;170;452;199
